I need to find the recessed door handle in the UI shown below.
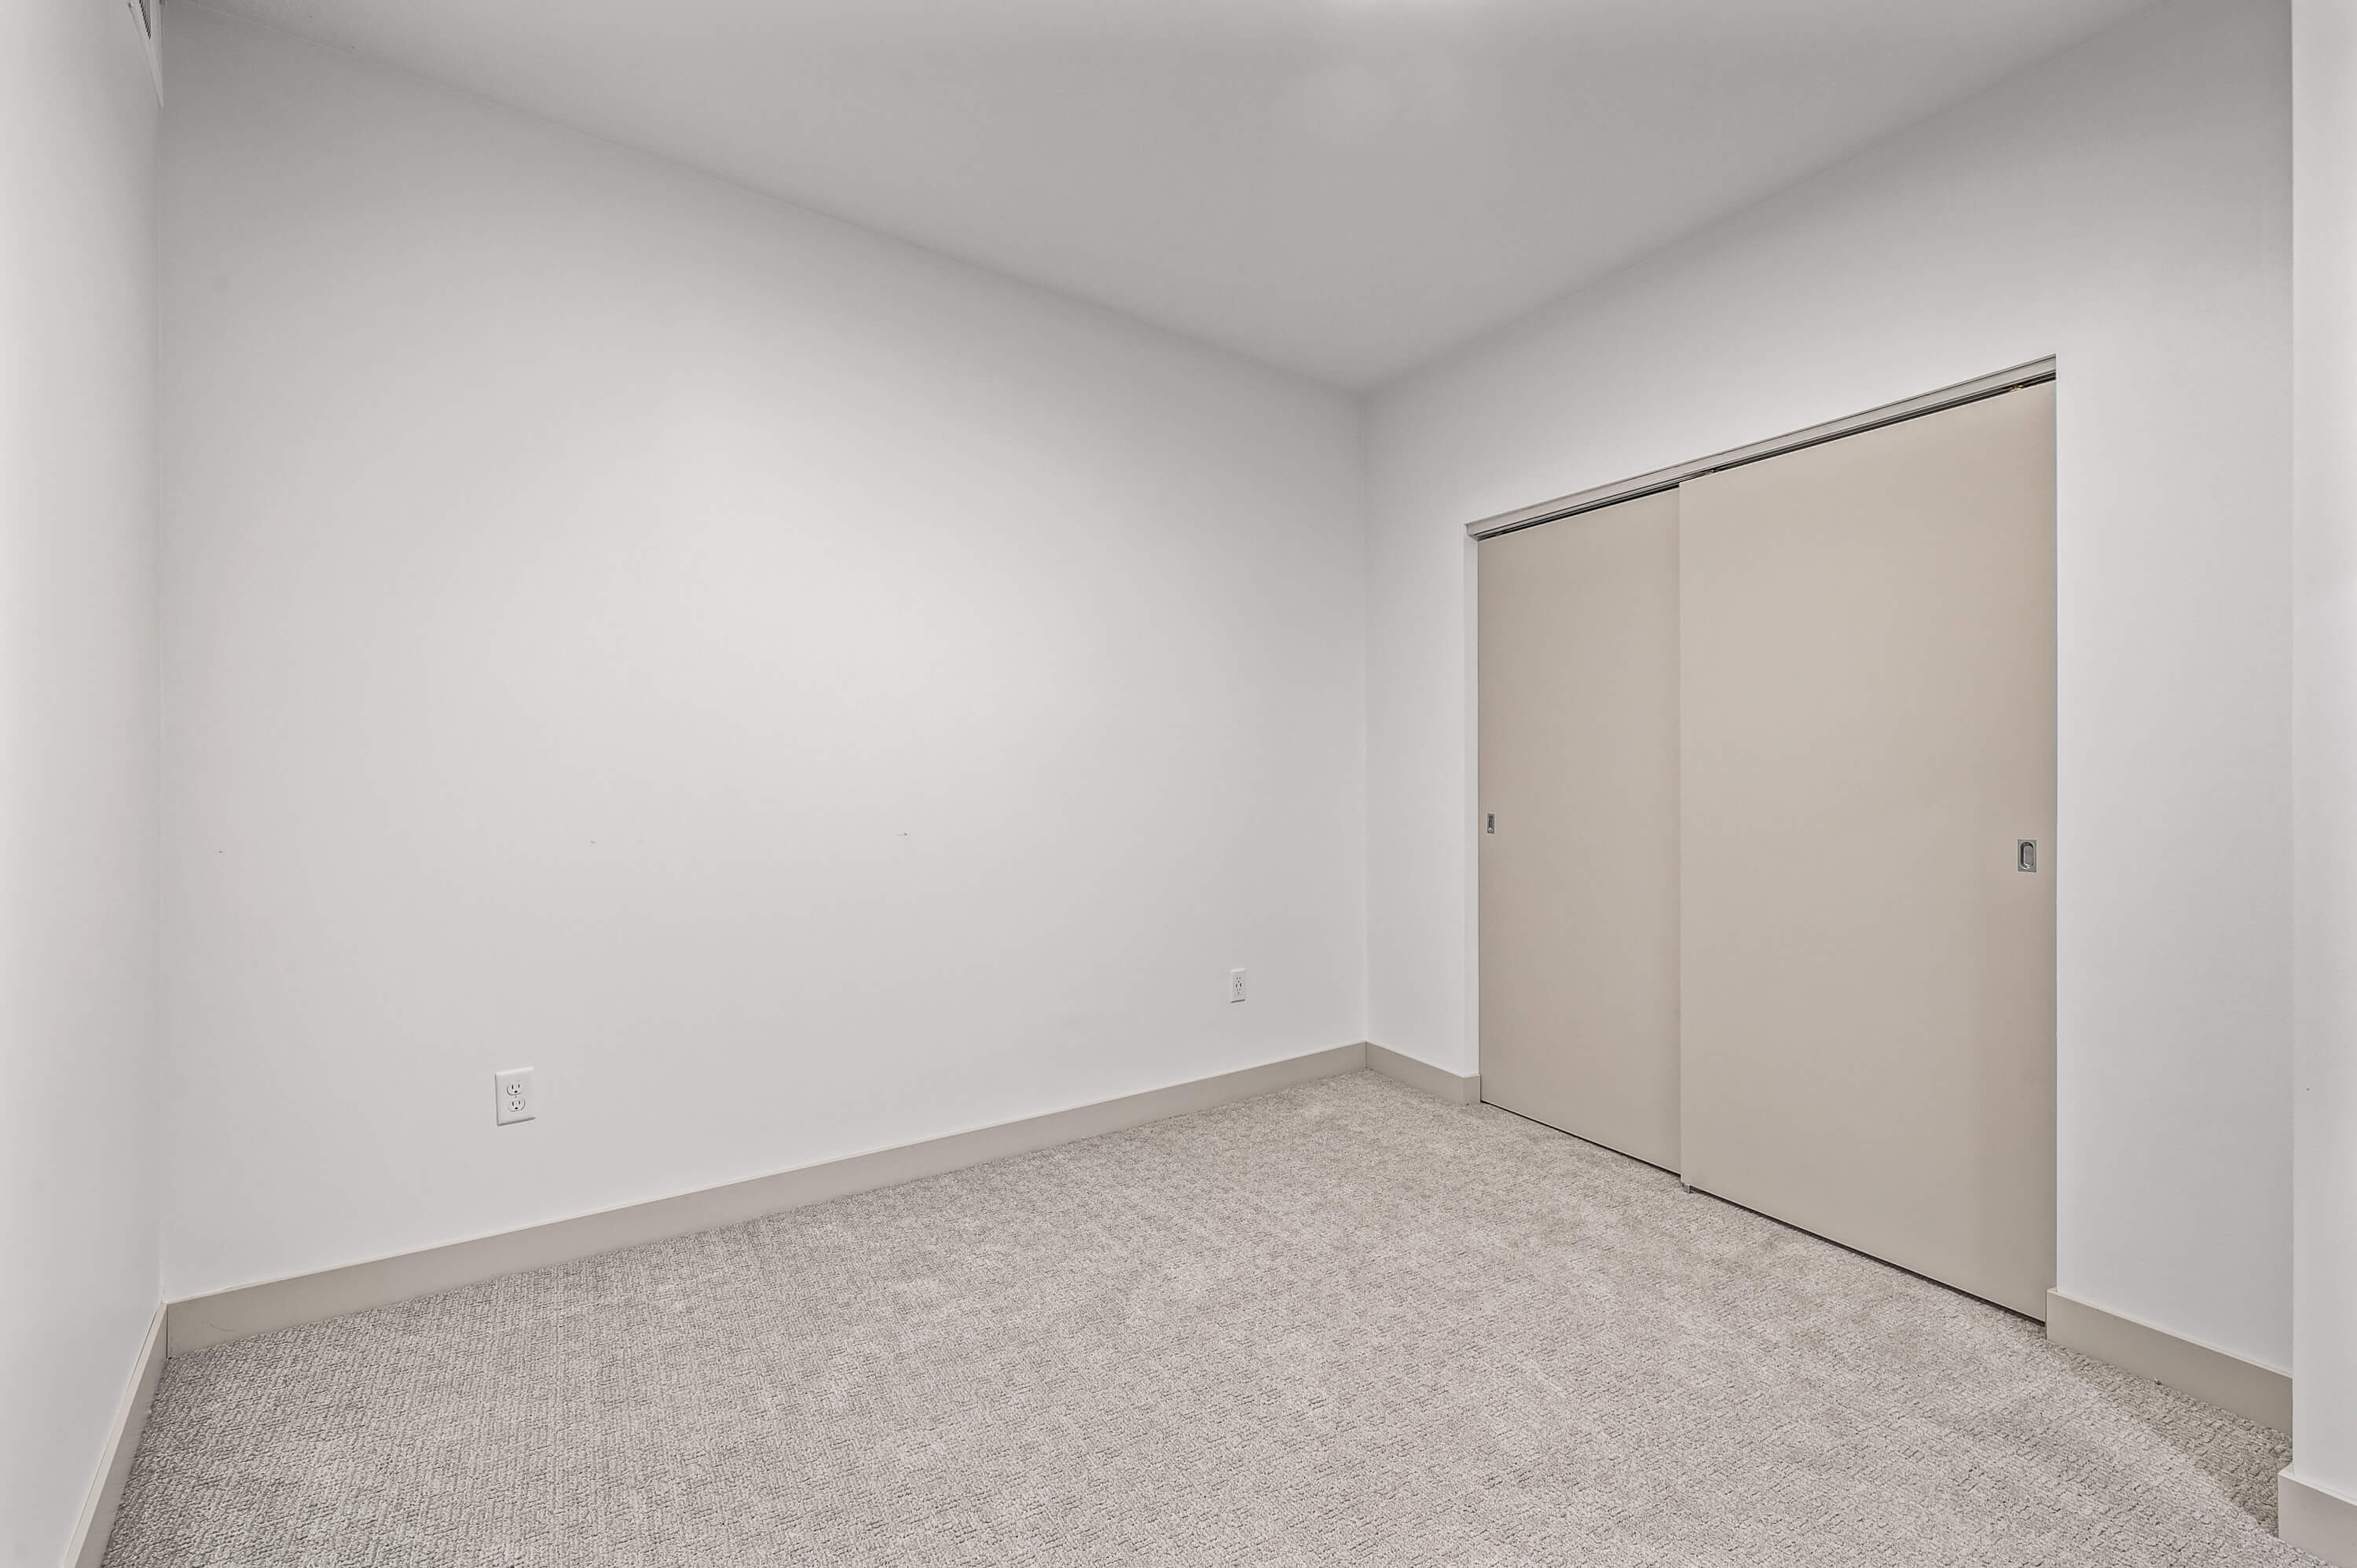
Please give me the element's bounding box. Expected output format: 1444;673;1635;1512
2018;840;2038;874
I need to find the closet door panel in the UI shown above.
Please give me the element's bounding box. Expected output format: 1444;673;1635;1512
1678;384;2055;1317
1479;489;1681;1170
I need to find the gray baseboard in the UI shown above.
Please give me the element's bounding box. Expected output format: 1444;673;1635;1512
2282;1470;2357;1565
167;1042;1372;1355
2045;1288;2291;1432
1365;1042;1481;1105
64;1303;166;1568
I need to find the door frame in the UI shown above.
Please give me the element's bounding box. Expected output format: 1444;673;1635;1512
1464;357;2055;545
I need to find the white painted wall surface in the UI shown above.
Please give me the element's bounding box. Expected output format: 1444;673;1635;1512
2290;0;2357;1535
0;0;159;1560
159;7;1365;1301
1367;0;2292;1370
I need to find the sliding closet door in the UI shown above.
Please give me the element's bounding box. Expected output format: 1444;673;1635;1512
1678;384;2055;1317
1479;490;1680;1169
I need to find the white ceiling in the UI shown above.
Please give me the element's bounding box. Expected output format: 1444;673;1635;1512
195;0;2160;388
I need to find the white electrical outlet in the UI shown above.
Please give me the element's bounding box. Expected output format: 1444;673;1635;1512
1230;968;1247;1003
493;1068;535;1126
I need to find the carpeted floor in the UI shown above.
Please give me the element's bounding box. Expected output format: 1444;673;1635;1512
108;1070;2311;1566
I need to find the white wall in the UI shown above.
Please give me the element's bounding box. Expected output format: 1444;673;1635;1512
0;0;159;1562
2290;0;2357;1536
159;6;1365;1302
1368;0;2292;1370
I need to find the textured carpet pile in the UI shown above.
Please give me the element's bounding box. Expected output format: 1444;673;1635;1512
108;1071;2308;1564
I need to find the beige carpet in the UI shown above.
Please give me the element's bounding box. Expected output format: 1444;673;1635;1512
108;1071;2309;1565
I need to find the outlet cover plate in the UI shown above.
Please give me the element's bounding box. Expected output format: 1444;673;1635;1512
494;1068;535;1126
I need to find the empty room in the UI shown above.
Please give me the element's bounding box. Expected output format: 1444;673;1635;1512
15;0;2357;1562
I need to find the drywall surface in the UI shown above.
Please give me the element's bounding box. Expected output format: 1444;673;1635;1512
0;0;159;1562
2291;0;2357;1524
160;7;1365;1300
1368;0;2291;1369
